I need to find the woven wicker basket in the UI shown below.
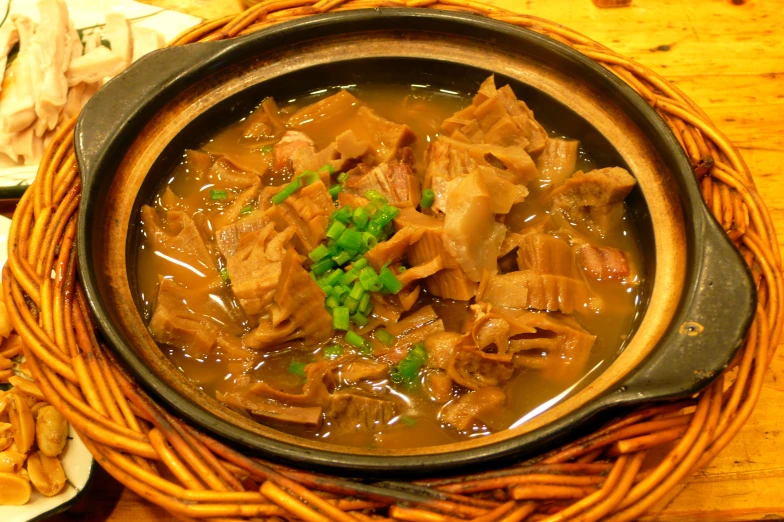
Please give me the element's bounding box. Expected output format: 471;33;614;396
4;1;781;520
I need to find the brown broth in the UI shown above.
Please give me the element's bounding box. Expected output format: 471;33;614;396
136;84;643;449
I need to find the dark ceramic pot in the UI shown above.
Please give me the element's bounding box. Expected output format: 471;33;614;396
74;8;755;478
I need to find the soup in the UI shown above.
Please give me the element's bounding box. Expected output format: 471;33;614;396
135;77;643;449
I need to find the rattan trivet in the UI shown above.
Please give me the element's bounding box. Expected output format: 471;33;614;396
4;1;781;521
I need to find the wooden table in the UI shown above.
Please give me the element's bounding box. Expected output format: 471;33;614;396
52;1;784;520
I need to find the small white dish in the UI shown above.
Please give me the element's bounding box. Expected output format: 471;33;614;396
0;0;202;198
0;214;97;521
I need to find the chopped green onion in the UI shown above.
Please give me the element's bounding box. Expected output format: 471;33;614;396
375;329;396;347
326;221;347;240
336;228;362;252
319;269;344;287
327;240;341;257
337;172;350;184
399;415;417;427
358;292;372;315
351;312;369;327
210;189;228;200
352;207;369;229
331;206;353;225
322;345;343;359
288;361;307;377
328;184;343;200
378;266;404;294
344;295;359;314
367;222;383;237
271;178;302;205
398;266;407;273
220;268;230;282
361;232;378;251
345;330;367;350
349;281;365;301
325;295;340;309
390;343;428;384
333;306;350;330
332;250;352;266
420;188;435;209
320;163;336;174
260;145;274;153
309;244;330;262
340;269;359;285
333;285;349;300
299;170;320;185
311;257;336;276
372;205;400;227
364;190;387;204
359;266;379;291
321;285;335;297
240;204;254;215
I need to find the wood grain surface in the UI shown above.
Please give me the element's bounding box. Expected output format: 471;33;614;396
51;0;784;520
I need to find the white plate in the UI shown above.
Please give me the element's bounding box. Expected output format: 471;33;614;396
0;0;202;198
0;214;97;519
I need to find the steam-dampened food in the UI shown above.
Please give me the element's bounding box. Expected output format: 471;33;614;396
136;77;643;448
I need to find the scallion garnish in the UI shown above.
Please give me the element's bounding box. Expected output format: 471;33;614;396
271;178;302;205
210;189;228;200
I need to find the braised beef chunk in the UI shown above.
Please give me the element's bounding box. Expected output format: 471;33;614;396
287;90;415;163
536;138;579;188
141;206;217;273
225;222;293;318
137;75;643;449
149;278;219;357
272;130;317;173
243;247;333;350
442;75;548;157
575;244;631;280
550;167;637;235
219;391;323;427
261;180;334;254
345;160;421;207
440;387;506;431
326;391;397;431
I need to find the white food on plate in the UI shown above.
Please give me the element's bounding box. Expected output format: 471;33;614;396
0;0;165;166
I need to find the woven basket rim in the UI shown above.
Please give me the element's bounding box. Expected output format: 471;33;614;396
2;1;781;521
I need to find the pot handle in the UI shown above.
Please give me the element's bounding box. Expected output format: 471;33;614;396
74;39;234;188
606;205;756;408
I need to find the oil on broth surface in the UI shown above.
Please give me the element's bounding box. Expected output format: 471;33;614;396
136;83;643;449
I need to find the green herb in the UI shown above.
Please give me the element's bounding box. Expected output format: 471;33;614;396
398;266;407;273
333;306;350;330
344;295;359;315
322;345;343;359
260;145;274;153
358;293;372;315
420;188;435;209
319;269;344;287
325;295;340;310
349;281;365;301
351;312;369;327
331;206;353;225
332;250;352;267
399;415;417;427
336;228;362;252
271;178;302;205
309;244;330;262
320;163;336;174
375;329;396;347
337;172;350;184
378;266;403;294
352;258;369;270
345;330;368;351
310;257;336;276
364;190;387;204
210;189;228;200
328;184;343;200
326;221;347;240
352;207;369;229
298;170;320;186
240;204;254;215
361;232;378;251
220;268;230;282
390;343;428;385
358;266;379;292
288;361;307;377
